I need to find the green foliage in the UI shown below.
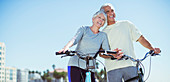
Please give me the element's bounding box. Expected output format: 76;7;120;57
46;77;52;82
41;72;49;81
53;70;67;80
40;64;68;81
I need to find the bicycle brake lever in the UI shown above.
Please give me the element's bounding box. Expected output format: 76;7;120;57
61;54;67;58
151;54;161;56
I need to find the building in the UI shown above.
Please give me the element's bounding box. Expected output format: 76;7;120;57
17;69;29;82
0;42;6;82
5;67;17;82
0;42;18;82
28;71;41;81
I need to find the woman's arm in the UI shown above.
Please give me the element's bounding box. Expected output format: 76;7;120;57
58;27;85;53
58;37;75;53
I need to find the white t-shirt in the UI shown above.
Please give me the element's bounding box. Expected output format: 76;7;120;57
102;20;142;72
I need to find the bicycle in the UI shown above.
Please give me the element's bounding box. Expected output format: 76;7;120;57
55;50;117;82
99;50;161;82
56;50;160;82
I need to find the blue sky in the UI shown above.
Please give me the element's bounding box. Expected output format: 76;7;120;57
0;0;170;81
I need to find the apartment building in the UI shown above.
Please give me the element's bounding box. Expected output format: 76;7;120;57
5;67;17;82
17;69;29;82
0;42;6;82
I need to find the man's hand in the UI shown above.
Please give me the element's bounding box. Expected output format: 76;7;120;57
111;48;123;60
153;48;161;54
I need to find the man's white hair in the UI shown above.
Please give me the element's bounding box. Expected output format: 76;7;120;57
100;3;115;11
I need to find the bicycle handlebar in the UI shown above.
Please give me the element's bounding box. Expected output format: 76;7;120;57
55;50;118;59
149;50;161;56
56;51;77;55
96;50;117;54
55;50;160;61
122;50;161;62
98;50;160;61
56;50;97;60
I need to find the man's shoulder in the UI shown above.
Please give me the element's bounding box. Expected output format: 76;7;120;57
117;20;133;24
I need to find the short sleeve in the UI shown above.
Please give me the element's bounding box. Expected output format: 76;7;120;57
101;33;110;50
73;27;85;45
128;22;142;42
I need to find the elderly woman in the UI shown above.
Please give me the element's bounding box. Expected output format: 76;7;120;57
58;10;117;82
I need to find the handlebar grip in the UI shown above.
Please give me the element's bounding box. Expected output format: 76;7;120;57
98;50;117;54
149;50;154;54
56;52;66;55
107;51;117;54
56;50;77;55
149;50;161;56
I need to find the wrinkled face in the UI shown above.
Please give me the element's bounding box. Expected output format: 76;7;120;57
103;6;116;22
92;13;106;28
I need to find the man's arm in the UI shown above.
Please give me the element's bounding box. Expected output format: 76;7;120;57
137;35;161;54
137;35;154;50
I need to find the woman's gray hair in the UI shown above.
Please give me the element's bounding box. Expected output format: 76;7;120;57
92;9;107;22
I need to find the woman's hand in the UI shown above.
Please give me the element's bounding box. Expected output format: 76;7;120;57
58;46;69;53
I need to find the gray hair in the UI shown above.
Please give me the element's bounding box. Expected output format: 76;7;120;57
93;10;107;22
100;3;115;11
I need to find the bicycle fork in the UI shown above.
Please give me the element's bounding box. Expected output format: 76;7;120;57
137;61;144;82
85;56;95;82
138;68;144;82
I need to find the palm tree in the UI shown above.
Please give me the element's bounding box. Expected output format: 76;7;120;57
41;70;51;82
35;70;39;75
46;69;50;77
29;71;31;74
52;64;56;70
31;70;35;74
41;71;46;81
52;64;57;82
53;70;59;79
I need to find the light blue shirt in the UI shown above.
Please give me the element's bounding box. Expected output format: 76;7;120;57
68;26;110;72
